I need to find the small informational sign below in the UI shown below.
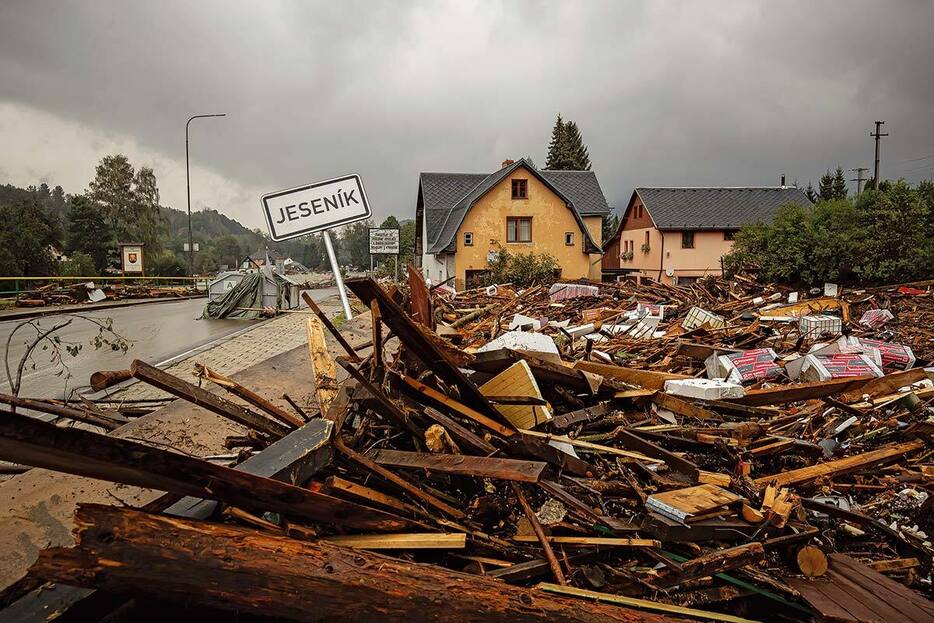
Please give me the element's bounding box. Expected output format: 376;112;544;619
119;244;144;274
368;228;400;255
261;174;371;242
183;242;200;252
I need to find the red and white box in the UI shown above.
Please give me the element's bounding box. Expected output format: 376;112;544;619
706;348;782;384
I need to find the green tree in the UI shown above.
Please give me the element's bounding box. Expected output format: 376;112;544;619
852;181;931;282
544;114;571;170
0;198;60;276
60;252;97;277
88;154;135;236
214;235;241;269
602;213;619;246
337;219;372;268
818;169;835;201
804;181;818;203
544;115;592;171
131;166;168;253
65;194;114;272
831;167;848;200
147;250;186;276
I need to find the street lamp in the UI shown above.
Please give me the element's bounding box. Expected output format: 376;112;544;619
186;113;226;276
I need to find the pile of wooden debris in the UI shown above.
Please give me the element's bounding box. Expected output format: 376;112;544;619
0;271;932;623
14;280;199;308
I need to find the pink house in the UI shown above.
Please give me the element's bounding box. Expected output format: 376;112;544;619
603;187;812;285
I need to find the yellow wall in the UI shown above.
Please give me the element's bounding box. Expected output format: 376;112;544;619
452;166;597;288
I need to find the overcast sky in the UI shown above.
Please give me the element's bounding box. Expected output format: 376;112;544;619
2;0;933;230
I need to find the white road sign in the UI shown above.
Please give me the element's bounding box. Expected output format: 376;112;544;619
369;228;400;254
261;173;371;241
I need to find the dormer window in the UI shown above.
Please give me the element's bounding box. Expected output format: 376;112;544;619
511;179;528;199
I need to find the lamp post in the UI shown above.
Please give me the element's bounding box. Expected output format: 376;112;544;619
186;113;226;276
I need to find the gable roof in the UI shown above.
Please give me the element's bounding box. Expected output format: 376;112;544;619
420;159;609;254
633;187;812;231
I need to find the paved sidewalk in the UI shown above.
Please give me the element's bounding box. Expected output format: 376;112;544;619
107;299;342;401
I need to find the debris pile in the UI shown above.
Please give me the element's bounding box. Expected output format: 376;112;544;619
14;280;200;308
1;272;932;622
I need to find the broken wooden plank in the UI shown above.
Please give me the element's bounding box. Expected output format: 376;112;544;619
654;543;765;588
325;475;416;515
399;374;515;438
481;360;553;429
346;277;501;419
372;449;547;483
729;376;871;406
754;441;924;487
836;368;928;403
0;408;415;532
336;357;424;438
421;406;497;455
407;263;432;328
511;482;566;585
306;316;340;419
301;291;361;363
324;533;466;549
537;583;762;623
31;504;686;623
549;402;611;430
193;363;304;428
335;438;466;520
574;360;689;390
615;428;699;480
130;359;289;438
0;392;123;430
519;429;664;464
511;536;659;548
652;391;718;421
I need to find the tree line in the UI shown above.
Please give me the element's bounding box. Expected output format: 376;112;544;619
0;154;416;278
724;178;934;285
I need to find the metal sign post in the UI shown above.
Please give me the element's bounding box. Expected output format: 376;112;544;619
261;173;371;320
322;229;353;319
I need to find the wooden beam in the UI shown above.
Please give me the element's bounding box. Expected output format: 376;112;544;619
372;449;546;483
511;536;660;548
325;475;416;515
421;406;497;455
407;263;432;328
574;361;689;390
652;391;717;421
324;532;466;549
837;368;928;403
0;408;415;532
130;359;289;438
754;441;924;487
615;428;699;481
399;375;515;438
510;482;566;585
306;316;340;419
729;376;872;406
301;291;361;363
193;363;304;429
537;583;762;623
653;543;765;588
0;392;123;430
31;504;685;623
336;357;424;438
335;438;465;520
519;429;664;464
346;277;501;419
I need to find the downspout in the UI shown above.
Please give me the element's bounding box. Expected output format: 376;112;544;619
657;230;665;281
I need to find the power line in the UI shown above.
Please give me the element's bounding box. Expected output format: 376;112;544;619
896;153;934;163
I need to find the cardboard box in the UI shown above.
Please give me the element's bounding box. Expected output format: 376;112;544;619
798;353;883;382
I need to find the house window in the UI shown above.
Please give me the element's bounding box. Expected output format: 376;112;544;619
681;231;695;249
464;232;474;246
724;230;736;241
511;179;528;199
565;232;574;246
644;231;650;249
507;217;532;242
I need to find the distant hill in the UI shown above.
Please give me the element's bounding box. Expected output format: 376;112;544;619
162;205;262;243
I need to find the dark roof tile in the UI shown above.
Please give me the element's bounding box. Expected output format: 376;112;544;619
636;187;812;230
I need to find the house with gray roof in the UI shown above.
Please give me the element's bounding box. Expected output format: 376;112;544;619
415;158;610;289
603;186;811;284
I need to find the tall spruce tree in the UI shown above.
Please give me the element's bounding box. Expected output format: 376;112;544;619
544;115;592;171
831;166;848;200
544;114;572;170
805;181;818;203
818;169;835;201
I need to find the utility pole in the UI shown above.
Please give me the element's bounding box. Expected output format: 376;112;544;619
870;121;888;190
850;167;869;195
186;113;227;276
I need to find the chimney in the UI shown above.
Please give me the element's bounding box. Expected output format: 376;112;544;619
502;159;515;169
780;174;786;187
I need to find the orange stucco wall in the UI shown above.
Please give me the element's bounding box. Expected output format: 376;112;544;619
452;166;600;289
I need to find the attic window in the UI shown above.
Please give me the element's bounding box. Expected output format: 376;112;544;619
511;179;528;199
565;232;574;246
464;232;473;246
681;231;695;249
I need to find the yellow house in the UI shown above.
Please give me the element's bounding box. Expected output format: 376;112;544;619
415;159;610;289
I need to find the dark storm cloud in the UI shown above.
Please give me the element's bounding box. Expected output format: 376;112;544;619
1;0;933;227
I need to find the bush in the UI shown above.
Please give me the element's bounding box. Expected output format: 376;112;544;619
483;250;559;288
147;250;187;277
60;252;97;277
724;181;933;286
